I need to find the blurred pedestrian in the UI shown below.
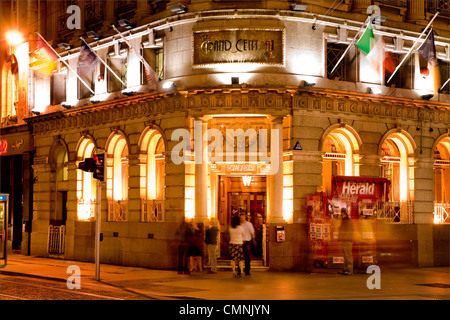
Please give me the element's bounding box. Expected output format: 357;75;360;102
338;208;354;275
175;218;194;274
205;218;219;273
187;221;204;273
239;213;255;275
228;215;245;277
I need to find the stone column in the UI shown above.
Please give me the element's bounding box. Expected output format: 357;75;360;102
194;119;208;222
292;151;324;222
359;154;382;177
268;116;284;223
30;162;52;256
353;0;371;13
414;157;435;267
407;0;425;22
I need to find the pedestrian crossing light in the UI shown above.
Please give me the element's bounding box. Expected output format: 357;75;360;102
78;157;96;173
78;154;105;181
93;153;105;181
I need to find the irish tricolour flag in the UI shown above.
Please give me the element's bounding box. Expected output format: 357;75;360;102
356;21;395;82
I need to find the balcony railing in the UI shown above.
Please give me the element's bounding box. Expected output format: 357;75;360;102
141;199;165;222
48;225;65;255
434;203;450;224
379;201;414;224
108;200;128;221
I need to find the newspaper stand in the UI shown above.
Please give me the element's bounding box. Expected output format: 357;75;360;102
307;176;390;270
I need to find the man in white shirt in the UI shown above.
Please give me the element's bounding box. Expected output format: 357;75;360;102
239;213;255;275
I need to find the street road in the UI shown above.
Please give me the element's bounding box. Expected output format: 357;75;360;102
0;274;152;300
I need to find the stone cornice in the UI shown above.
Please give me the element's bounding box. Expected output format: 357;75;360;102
27;86;450;135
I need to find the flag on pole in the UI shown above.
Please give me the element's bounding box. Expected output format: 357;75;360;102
33;37;59;75
355;21;375;55
417;29;440;94
78;41;99;82
356;21;396;80
111;24;158;90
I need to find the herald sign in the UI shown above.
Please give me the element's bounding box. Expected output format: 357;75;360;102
332;176;389;202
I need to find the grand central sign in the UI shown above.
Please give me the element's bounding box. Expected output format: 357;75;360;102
193;29;284;66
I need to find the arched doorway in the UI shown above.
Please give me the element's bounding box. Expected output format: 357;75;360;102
49;140;68;225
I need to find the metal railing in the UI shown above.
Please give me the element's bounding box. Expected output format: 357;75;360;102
48;225;65;255
434;203;450;224
379;201;414;224
141;199;165;222
108;200;128;221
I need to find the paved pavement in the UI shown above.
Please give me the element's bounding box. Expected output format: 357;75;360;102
1;254;449;318
1;254;449;302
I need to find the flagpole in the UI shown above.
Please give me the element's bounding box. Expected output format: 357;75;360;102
35;31;95;95
386;11;440;84
329;15;371;76
80;37;126;87
439;78;450;92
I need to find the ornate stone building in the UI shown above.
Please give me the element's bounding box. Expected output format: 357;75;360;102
1;0;449;270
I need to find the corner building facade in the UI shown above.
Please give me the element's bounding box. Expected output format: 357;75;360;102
2;0;449;270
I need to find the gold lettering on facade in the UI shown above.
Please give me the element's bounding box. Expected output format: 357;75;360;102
194;30;284;66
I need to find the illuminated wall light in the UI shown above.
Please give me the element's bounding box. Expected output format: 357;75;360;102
291;51;322;77
215;72;254;85
163;81;175;89
368;87;382;95
6;31;23;45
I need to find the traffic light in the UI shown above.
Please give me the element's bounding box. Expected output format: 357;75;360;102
93;153;105;181
78;158;96;173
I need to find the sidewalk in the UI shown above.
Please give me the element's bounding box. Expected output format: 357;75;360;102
1;253;449;300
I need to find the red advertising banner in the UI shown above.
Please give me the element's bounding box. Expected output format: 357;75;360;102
332;176;390;203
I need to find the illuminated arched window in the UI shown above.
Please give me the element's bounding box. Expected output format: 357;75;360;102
381;133;415;203
322;127;360;195
76;138;97;221
106;133;129;221
434;137;450;204
139;129;165;222
1;58;17;120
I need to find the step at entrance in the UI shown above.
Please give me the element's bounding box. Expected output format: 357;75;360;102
206;259;269;271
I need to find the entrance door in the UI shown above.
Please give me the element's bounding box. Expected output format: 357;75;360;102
218;176;266;259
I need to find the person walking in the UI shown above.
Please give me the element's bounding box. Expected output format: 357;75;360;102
239;213;255;275
175;219;194;274
187;221;204;273
205;218;219;273
228;215;245;277
338;208;354;275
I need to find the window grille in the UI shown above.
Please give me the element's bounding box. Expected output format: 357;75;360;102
141;199;165;222
327;42;347;80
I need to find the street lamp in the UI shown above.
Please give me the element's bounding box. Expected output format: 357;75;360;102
6;31;23;46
